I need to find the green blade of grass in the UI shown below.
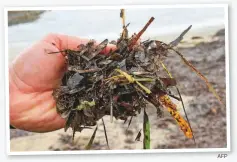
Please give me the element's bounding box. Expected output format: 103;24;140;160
85;125;98;150
143;108;150;149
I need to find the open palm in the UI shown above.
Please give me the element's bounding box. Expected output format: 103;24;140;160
9;33;115;132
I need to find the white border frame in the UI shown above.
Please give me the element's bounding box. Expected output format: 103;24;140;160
4;4;230;155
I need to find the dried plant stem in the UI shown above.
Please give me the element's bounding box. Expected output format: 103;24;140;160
110;91;113;123
102;118;110;149
128;17;155;51
160;61;196;143
126;116;133;132
170;48;224;106
85;125;98;150
176;87;196;145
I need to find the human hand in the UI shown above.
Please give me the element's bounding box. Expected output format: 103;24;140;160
9;33;116;132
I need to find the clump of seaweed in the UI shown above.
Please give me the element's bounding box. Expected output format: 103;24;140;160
50;9;224;149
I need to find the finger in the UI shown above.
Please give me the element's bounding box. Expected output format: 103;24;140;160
10;33;117;92
42;33;116;55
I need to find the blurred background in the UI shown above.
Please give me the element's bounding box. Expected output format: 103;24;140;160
8;8;224;62
8;7;227;151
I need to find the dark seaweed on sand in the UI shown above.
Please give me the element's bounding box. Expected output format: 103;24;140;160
50;9;223;149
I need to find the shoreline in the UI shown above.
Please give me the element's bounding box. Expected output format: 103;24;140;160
8;26;225;63
8;11;46;26
150;24;225;43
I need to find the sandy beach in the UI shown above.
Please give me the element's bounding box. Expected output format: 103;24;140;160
8;9;227;151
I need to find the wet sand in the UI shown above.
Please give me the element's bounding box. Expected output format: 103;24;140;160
9;28;227;151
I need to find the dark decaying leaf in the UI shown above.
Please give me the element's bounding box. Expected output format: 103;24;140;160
126;116;133;132
123;118;128;124
72;112;82;140
102;118;110;149
88;39;109;60
64;111;75;132
159;78;177;88
67;73;84;89
143;93;163;118
143;108;150;149
169;25;192;47
135;129;142;141
85;125;98;150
